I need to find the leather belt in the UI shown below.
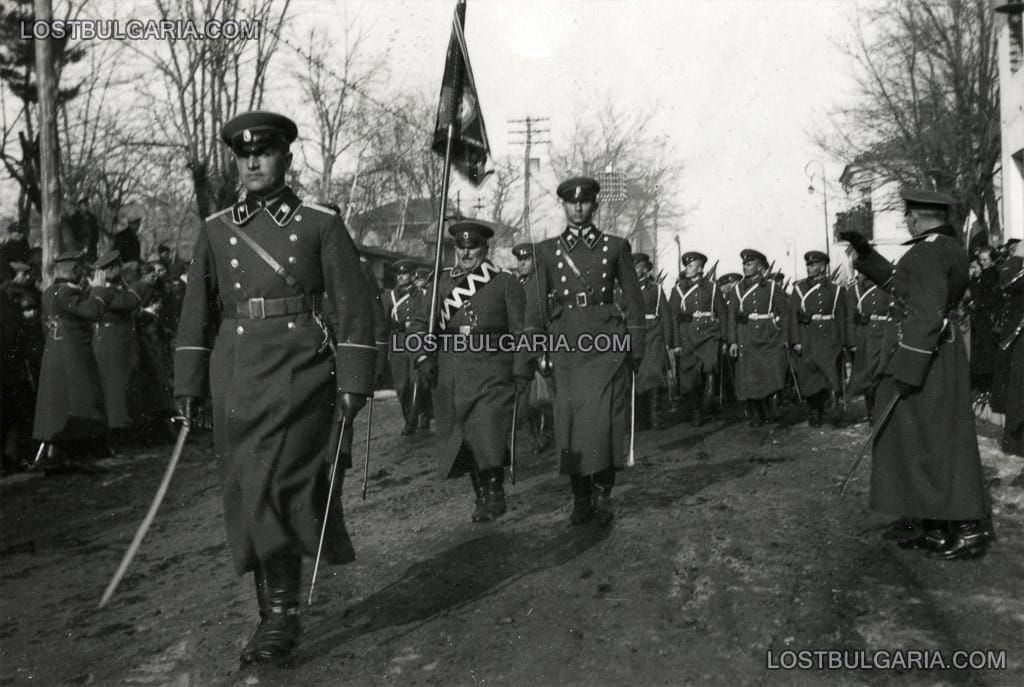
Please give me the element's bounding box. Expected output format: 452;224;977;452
223;294;322;320
644;314;659;320
552;291;614;308
869;314;890;321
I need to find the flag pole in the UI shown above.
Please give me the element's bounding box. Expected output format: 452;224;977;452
428;122;455;338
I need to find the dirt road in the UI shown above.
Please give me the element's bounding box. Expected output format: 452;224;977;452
2;397;1022;686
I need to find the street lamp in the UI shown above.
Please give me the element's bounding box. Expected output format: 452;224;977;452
804;160;831;261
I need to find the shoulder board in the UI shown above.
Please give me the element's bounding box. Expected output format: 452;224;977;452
204;207;232;222
303;202;340;216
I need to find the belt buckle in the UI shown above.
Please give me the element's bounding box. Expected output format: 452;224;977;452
248;297;266;319
576;292;588;307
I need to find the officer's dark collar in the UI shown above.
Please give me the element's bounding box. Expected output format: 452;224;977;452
450;258;495;280
561;224;600;251
232;186;302;227
902;223;957;245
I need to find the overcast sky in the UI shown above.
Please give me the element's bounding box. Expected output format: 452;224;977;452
291;0;864;276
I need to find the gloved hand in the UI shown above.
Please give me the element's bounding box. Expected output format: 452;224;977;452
416;356;437;386
337;392;366;423
838;231;873;258
629;354;643;373
514;376;531;395
534;353;553;378
895;380;918;397
174;396;199;424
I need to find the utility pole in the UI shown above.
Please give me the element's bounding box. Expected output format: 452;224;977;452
508;116;550;239
35;0;61;284
472;198;486;216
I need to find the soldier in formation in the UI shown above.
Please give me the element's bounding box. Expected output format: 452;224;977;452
667;251;727;426
384;259;426;435
627;253;670;430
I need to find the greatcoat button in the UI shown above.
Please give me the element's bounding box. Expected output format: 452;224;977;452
236;325;244;335
288;256;296;264
287;322;296;330
289;234;298;242
230;258;239;268
229;237;238;246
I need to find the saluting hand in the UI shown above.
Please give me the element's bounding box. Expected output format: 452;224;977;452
838;231;872;258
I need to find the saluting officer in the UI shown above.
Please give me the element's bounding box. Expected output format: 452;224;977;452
173;111;377;663
412;221;528;522
384;259;425;435
788;250;847;427
523;176;646;526
842;188;990;560
32;252;112;468
727;249;788;427
845;272;893;423
668;251;727;426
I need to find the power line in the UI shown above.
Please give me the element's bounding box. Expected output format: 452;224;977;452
507;116;550;239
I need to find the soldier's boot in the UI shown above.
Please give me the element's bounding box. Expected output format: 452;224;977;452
703;374;718;416
864;389;876;425
690;387;703;427
483;468;507;520
592;469;615;526
928;520;990;561
569;475;594;525
240;552;301;664
469;470;491;523
807;392;824;427
748;400;767;427
898;519;950;552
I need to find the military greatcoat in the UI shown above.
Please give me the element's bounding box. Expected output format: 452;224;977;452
845;276;894;396
788;276;846;397
383;283;423;422
91;281;143;429
667;275;726;392
411;262;527;478
628;278;670;394
174;188;377;574
32;280;109;441
523;225;646;476
726;276;788;400
855;226;986;521
997;256;1024;455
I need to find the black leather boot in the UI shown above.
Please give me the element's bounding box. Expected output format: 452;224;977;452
569;475;593;525
483;467;507;520
898;519;950;552
240;553;301;664
690;388;703;427
864;389;876;425
928;520;990;560
470;470;490;523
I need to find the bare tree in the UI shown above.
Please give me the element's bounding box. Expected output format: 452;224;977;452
291;12;390;204
817;0;1001;235
131;0;292;221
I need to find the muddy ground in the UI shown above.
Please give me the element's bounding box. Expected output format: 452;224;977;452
2;395;1022;687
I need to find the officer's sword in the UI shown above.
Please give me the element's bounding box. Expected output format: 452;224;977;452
99;418;190;608
627;370;637;467
509;392;518;484
361;396;374;500
786;351;804;401
309;415;347;605
27;442;47;470
839;393;899;495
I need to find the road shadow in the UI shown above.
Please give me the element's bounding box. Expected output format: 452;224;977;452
295;523;609;664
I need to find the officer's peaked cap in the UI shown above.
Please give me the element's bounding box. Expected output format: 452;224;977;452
682;251;707;265
221;111;298;150
448;220;495;247
900;187;955;208
804;250;829;264
94;250;122;269
512;243;534;259
556;176;600;202
740;249;768;266
392;259;417;274
632;252;653;267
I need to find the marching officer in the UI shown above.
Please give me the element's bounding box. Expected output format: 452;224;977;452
90;250;145;447
174;111;377;662
412;221;528;522
412;266;434;429
32;252;111;468
841;188;990;560
668;251;727;426
512;241;554;452
845;272;893;423
385;259;426;435
788;251;847;427
626;253;669;430
523;176;646;525
726;249;788;427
